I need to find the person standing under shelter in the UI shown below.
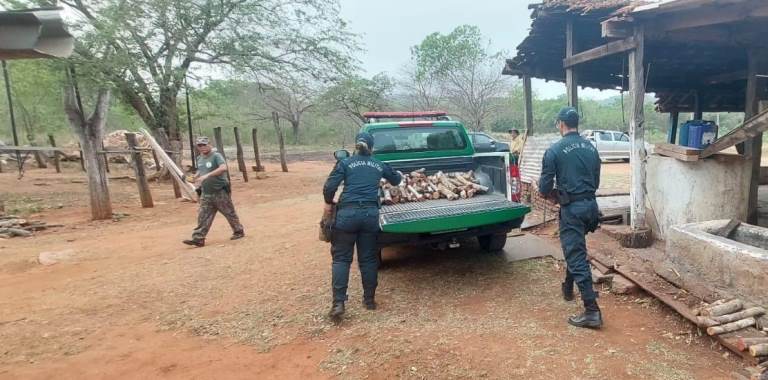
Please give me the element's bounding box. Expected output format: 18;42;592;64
322;132;402;321
538;107;602;329
183;136;244;247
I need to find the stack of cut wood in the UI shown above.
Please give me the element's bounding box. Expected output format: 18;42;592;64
697;299;768;358
0;215;61;238
379;169;489;205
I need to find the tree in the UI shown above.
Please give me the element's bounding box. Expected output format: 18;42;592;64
398;62;446;111
45;0;358;148
323;73;394;126
411;25;511;131
257;73;319;144
64;78;112;220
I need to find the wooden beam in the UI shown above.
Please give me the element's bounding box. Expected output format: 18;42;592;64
563;37;636;68
705;70;747;85
694;91;703;120
523;74;534;136
601;18;631;39
650;3;768;33
700;107;768;158
566;19;578;108
628;25;647;230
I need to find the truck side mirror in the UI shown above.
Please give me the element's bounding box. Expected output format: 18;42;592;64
333;150;350;161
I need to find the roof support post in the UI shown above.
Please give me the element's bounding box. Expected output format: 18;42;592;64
668;111;680;144
566;19;578;109
628;25;647;230
523;74;534;136
745;49;768;224
694;91;703;120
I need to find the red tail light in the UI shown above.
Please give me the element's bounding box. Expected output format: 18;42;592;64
510;164;522;202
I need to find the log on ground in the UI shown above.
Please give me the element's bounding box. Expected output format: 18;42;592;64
707;318;756;336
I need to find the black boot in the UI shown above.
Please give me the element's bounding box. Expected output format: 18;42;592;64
363;289;376;310
568;299;602;329
561;281;575;302
183;238;205;247
329;302;345;321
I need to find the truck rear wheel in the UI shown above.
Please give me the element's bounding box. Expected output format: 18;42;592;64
478;233;507;252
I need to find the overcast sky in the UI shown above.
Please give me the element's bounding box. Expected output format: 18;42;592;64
338;0;619;100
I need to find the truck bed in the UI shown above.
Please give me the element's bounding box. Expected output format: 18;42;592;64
380;193;528;234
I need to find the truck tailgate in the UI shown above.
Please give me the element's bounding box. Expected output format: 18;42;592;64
380;194;530;234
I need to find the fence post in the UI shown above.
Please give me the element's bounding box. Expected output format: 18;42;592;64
213;127;231;182
234;127;248;182
272;112;288;173
251;128;265;172
125;132;154;208
78;142;85;171
48;134;61;173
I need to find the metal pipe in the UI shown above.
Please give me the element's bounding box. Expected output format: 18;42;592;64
2;61;22;175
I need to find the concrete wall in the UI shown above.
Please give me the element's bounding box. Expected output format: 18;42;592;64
646;154;751;240
662;220;768;308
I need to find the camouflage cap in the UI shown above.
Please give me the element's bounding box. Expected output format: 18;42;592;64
195;136;210;145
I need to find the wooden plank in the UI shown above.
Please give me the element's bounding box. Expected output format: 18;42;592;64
654;148;700;162
650;3;768;33
125;132;153;208
654;143;701;155
563;37;636;68
523;75;534;136
628;25;647;229
746;53;767;224
0;145;67;153
566;19;578;108
701;106;768;158
715;219;741;238
140;128;197;202
601;18;631;38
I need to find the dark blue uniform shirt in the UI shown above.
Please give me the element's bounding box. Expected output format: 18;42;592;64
323;155;402;205
539;132;601;196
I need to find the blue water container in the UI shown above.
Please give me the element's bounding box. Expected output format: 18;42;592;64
687;121;718;149
679;122;691;147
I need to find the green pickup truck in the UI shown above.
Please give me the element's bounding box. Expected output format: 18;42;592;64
352;111;531;255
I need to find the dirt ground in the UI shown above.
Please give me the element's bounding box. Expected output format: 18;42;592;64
0;161;743;379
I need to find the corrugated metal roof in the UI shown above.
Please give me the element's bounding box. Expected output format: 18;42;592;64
519;134;561;184
0;8;73;60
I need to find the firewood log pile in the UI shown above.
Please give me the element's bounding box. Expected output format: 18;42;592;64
379;168;489;205
0;215;62;238
695;299;768;360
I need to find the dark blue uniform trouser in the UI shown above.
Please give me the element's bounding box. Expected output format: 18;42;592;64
559;199;600;302
331;205;380;303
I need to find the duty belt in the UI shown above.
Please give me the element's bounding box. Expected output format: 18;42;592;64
338;201;379;208
568;192;595;202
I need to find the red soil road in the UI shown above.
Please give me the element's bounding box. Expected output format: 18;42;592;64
0;161;740;379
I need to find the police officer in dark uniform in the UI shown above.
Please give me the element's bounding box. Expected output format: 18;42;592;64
323;132;402;320
539;107;603;329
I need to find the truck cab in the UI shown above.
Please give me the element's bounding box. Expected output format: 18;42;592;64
356;112;531;254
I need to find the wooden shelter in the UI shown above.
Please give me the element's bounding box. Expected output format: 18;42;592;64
504;0;768;230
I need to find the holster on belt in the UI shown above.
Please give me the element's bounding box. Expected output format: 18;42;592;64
319;204;337;243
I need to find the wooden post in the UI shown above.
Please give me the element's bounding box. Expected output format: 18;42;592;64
628;25;647;230
151;150;161;172
523;74;534;136
125;132;153;208
251;128;265;172
745;50;768;224
48;134;61;173
566;19;578;109
272;112;289;172
101;141;110;173
78;142;85;172
213;127;231;182
667;112;680;144
693;91;703;120
233;127;248;182
170;140;182;198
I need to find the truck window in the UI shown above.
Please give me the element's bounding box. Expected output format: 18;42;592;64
598;131;614;141
619;133;629;142
473;134;492;144
372;127;467;153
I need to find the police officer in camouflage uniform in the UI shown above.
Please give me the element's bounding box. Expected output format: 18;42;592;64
323;132;402;320
183;136;244;247
539;107;603;329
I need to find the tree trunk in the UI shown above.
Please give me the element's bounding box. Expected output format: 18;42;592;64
291;119;300;145
64;86;112;220
272;112;288;172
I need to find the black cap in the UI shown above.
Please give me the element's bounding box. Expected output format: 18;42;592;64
557;106;579;125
